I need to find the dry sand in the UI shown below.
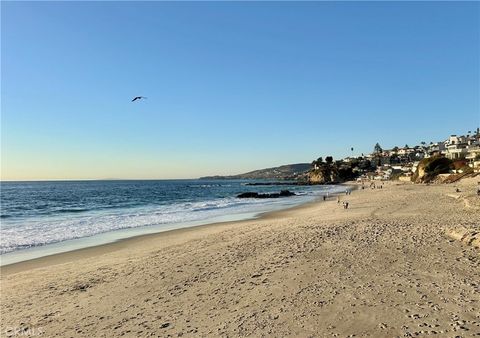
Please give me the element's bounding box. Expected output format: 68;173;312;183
1;179;479;337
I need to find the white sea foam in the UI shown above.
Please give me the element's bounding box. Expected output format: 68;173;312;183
0;185;346;256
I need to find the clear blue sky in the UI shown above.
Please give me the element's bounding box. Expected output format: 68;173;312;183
2;1;479;180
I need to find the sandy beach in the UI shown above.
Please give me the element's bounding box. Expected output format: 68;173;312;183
1;180;479;337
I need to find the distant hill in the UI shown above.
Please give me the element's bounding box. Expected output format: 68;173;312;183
200;163;312;180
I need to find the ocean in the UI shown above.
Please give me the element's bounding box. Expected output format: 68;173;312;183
0;180;347;264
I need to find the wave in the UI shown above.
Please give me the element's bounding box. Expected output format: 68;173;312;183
187;184;232;188
57;208;90;213
0;197;301;254
0;184;346;255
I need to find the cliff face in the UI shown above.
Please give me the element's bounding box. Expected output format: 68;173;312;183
413;156;452;183
414;162;427;183
308;167;339;184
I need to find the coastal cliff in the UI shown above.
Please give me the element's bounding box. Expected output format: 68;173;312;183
307;161;356;184
412;156;453;183
308;167;339;184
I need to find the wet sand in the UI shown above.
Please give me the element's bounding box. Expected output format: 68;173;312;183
1;179;479;337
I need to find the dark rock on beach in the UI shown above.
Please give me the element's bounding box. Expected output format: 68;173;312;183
237;192;260;198
278;190;296;197
237;190;296;199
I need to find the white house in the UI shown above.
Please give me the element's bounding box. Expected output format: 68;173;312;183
445;135;468;160
466;146;480;171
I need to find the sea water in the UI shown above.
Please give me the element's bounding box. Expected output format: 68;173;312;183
0;180;346;264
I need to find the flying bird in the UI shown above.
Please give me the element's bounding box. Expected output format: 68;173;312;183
131;96;147;102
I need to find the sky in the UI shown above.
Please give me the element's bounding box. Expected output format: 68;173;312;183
2;1;479;180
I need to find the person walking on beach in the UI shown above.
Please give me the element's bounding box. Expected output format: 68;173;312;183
323;195;326;201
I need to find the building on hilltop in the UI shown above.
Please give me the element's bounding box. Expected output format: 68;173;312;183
445;135;469;160
466;146;480;172
427;142;446;157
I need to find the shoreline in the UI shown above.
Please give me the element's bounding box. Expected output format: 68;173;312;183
1;184;355;275
1;179;478;337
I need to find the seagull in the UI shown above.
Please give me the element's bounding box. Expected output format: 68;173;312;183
131;96;147;102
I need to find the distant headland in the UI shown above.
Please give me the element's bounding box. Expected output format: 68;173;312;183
201;128;480;185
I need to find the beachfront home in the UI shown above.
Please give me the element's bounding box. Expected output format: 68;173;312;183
466;146;480;171
389;164;414;175
445;135;468;160
412;146;427;160
397;147;415;156
427;141;446;157
373;165;393;180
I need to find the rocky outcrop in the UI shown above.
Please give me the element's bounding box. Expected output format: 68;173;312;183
414;160;428;183
237;190;296;199
308;167;340;184
413;156;452;183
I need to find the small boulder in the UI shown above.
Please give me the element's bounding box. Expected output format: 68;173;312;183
237;192;260;198
279;190;295;197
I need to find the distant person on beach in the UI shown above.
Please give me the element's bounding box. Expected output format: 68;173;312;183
337;196;341;204
323;195;326;201
342;201;349;209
